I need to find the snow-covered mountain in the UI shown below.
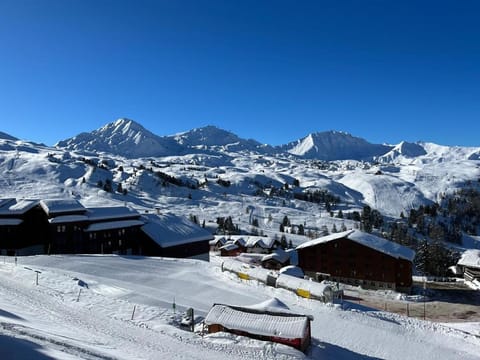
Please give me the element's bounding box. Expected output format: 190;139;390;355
280;131;392;160
0;131;18;141
56;118;182;158
375;141;427;163
172;125;275;153
3;118;480;225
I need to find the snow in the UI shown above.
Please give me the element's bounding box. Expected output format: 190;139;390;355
0;198;39;214
0;218;23;226
40;199;86;216
84;219;145;232
1;255;479;359
204;303;310;339
141;213;213;248
262;249;290;264
296;230;416;262
458;249;480;269
86;206;140;221
279;265;305;278
2;120;480;358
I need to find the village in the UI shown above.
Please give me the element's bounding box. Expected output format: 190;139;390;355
1;196;479;353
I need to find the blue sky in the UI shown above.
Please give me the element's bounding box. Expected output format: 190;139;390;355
1;0;479;146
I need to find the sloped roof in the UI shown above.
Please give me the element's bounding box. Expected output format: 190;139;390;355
261;249;290;264
458;249;480;269
296;229;415;262
85;219;145;232
0;198;39;215
219;242;239;251
141;213;213;248
86;206;140;222
0;218;23;226
205;301;311;339
40;199;86;216
210;236;227;246
49;215;89;224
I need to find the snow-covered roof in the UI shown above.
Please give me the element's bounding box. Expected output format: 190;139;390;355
220;243;239;251
296;229;415;262
40;199;86;216
0;218;23;226
458;250;480;269
261;249;290;264
49;215;89;224
86;207;140;222
205;301;311;339
279;265;304;278
224;235;275;249
210;236;227;246
141;213;213;248
84;219;145;232
0;198;39;215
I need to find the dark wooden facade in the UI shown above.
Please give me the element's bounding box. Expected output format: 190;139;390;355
138;233;210;260
0;200;49;255
297;236;413;292
1;198;211;260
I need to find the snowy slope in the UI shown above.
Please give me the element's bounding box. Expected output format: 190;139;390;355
1;255;479;359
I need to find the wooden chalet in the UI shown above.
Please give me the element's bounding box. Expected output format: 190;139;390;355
261;249;291;270
205;298;313;352
245;237;271;254
209;236;227;252
296;230;415;292
457;250;480;285
0;198;48;255
140;213;212;261
218;242;242;257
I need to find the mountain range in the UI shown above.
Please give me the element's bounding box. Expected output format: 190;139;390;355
51;118;480;163
1;117;480;223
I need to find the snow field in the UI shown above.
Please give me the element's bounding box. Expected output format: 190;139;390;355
1;255;479;359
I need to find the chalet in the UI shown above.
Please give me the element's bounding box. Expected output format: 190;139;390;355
204;298;313;352
457;250;480;286
219;242;242;257
296;230;415;292
209;236;227;252
0;198;47;255
261;249;290;270
245;237;271;254
140;213;212;261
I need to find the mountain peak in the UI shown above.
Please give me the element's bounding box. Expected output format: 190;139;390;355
282;130;392;160
56;118;180;157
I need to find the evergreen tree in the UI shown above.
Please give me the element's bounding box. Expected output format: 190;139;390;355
298;224;305;236
332;223;338;233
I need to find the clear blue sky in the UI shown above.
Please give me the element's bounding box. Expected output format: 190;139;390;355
1;0;479;146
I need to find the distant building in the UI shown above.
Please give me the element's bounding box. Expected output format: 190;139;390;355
140;213;212;261
296;230;415;292
0;198;212;261
209;237;227;252
205;298;313;352
261;249;291;270
457;250;480;286
0;198;47;255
